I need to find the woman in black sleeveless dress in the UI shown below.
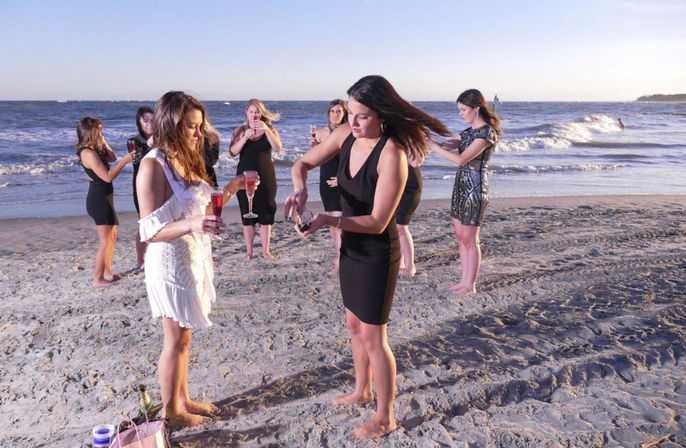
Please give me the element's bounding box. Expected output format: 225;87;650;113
229;99;282;260
311;99;348;274
128;106;154;268
429;89;502;295
285;76;449;441
75;117;132;286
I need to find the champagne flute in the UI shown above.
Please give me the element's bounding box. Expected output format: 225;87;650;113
127;139;137;162
309;125;317;147
210;188;224;239
243;171;259;218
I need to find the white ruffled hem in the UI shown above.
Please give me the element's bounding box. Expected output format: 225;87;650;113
146;280;214;329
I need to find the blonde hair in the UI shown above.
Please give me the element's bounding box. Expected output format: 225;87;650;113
242;98;280;131
75;116;111;160
152;91;209;185
204;119;220;148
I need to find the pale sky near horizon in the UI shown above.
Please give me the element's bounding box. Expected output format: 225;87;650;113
1;0;684;101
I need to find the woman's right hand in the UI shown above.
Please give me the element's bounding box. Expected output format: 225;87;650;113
284;188;308;220
189;214;226;237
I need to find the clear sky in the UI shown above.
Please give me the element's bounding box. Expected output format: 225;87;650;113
0;0;684;101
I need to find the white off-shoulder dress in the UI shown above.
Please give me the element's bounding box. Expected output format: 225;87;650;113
138;149;215;329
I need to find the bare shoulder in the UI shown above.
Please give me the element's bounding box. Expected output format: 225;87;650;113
380;138;407;165
330;123;352;146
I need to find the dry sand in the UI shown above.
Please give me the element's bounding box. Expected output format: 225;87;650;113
0;195;684;447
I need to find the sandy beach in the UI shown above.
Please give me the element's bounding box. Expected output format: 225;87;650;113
0;195;684;447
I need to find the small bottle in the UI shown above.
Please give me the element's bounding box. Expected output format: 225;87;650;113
137;384;153;415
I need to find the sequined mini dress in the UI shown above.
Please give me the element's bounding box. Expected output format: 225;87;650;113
451;125;497;226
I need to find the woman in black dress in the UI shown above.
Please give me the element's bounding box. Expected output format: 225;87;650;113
285;75;449;440
395;153;423;277
76;117;133;286
311;99;348;275
429;89;501;295
128;106;154;268
229;99;282;260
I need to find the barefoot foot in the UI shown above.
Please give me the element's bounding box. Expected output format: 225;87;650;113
262;252;276;260
350;415;397;440
104;273;122;281
165;411;211;428
242;253;253;262
453;284;476;296
92;279;114;288
183;400;220;417
328;263;339;276
399;266;416;278
330;391;374;406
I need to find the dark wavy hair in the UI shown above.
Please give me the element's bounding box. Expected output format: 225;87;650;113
75;116;110;160
347;75;450;160
135;106;154;138
457;89;502;135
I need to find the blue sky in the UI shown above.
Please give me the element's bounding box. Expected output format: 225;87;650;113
0;0;684;101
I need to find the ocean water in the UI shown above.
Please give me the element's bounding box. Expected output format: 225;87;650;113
0;100;684;219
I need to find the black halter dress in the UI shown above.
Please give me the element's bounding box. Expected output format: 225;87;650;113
337;133;400;325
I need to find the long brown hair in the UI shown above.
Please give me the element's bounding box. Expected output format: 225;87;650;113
346;75;450;160
327;99;349;130
457;89;502;135
75;116;110;160
152;91;209;185
242;98;280;131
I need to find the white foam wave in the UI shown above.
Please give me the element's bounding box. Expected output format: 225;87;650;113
0;158;77;176
0;127;137;146
0;182;9;188
497;114;622;153
492;163;622;174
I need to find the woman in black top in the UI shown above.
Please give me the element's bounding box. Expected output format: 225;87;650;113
229;99;282;260
395;153;423;277
76;117;132;286
128;106;153;268
203;119;220;187
285;76;449;441
430;89;501;295
311;99;348;274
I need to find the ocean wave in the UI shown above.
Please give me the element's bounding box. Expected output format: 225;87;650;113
0;182;8;188
0;158;77;176
489;163;623;174
0;127;135;147
575;141;681;149
498;114;622;153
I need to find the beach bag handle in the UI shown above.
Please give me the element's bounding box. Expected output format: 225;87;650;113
109;418;166;448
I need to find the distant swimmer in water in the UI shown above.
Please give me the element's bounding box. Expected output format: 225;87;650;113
618;118;625;130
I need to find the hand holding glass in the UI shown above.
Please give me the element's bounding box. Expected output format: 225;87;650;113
243;171;259;218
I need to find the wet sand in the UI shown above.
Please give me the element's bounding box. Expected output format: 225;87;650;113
0;195;684;447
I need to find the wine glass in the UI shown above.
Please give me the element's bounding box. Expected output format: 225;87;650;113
127;139;138;161
309;125;317;147
210;188;224;239
243;171;259;218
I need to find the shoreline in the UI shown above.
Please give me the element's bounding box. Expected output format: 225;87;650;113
1;193;684;447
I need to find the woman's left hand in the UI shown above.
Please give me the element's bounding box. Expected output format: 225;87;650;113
295;212;324;237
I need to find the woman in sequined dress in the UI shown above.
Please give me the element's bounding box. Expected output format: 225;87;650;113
429;89;502;295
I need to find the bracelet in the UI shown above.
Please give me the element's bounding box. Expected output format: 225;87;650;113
336;217;342;229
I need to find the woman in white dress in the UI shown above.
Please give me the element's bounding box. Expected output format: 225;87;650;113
136;91;247;427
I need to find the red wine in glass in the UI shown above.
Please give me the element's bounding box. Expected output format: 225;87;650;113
211;190;223;217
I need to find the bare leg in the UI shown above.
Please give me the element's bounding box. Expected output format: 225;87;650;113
242;225;255;261
93;225;113;287
452;219;480;295
104;225;121;280
397;224;416;278
331;310;374;406
135;230;147;269
177;340;219;417
328;211;342;275
259;224;275;260
159;318;209;427
351;322;397;440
